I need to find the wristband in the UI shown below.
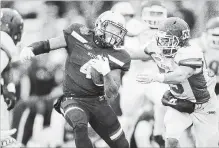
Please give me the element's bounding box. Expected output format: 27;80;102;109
28;40;50;55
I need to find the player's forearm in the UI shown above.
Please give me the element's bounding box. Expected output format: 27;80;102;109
126;46;151;60
28;34;67;55
28;40;51;55
162;72;189;84
157;67;194;84
103;74;120;99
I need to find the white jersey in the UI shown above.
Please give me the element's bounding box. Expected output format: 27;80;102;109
190;36;219;84
152;46;216;104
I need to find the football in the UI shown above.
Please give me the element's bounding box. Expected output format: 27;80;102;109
90;67;104;86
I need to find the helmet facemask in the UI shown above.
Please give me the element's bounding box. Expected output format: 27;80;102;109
95;20;127;47
156;31;180;58
206;27;219;49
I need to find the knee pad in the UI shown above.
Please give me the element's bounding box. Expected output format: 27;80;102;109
64;106;88;129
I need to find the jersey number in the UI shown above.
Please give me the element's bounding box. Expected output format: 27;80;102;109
170;84;184;94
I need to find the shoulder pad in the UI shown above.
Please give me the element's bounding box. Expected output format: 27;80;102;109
79;26;91;35
63;23;83;35
175;46;203;64
179;58;203;68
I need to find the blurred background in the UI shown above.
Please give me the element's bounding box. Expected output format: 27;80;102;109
1;0;219;147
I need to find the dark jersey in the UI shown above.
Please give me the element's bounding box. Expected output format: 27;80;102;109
63;23;131;97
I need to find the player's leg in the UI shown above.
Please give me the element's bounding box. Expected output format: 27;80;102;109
90;99;129;148
191;96;219;147
60;98;92;148
164;107;192;148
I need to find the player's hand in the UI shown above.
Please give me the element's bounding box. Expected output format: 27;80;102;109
91;55;111;76
136;73;154;84
19;46;35;62
136;73;164;84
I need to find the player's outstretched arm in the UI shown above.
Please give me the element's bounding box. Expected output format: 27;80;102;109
20;34;67;62
137;65;195;85
159;65;195;84
125;45;151;61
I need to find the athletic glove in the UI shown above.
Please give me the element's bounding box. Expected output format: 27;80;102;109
91;55;111;76
136;72;164;84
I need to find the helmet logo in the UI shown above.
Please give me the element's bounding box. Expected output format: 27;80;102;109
182;29;190;40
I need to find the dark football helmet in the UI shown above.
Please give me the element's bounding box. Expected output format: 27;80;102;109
94;11;127;47
156;17;190;57
1;8;24;45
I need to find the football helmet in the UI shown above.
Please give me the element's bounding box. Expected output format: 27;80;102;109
0;8;24;45
94;11;127;47
205;17;219;49
156;17;190;57
141;0;167;29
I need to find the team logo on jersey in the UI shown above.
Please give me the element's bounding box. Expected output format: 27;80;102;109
84;43;93;50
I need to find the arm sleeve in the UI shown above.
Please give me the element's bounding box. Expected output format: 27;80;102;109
63;23;84;54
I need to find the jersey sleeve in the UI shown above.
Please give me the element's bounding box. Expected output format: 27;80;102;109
0;31;17;61
108;49;131;71
63;23;85;54
175;46;204;69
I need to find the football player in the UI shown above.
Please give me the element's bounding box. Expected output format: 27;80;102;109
20;11;131;148
190;16;219;145
114;1;168;147
1;8;23;147
136;17;219;147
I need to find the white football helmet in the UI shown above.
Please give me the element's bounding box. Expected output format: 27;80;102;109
94;11;127;47
141;0;167;29
205;17;219;49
